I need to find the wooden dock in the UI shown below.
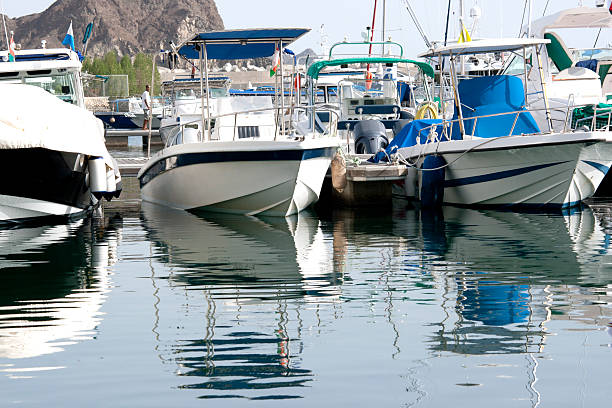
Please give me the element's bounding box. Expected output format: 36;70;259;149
105;129;163;148
116;157;149;177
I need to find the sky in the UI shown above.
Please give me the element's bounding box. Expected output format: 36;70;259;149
3;0;610;57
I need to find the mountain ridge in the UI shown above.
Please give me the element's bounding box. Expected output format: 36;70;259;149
3;0;225;57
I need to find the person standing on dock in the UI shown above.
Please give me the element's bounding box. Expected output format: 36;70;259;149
141;85;151;130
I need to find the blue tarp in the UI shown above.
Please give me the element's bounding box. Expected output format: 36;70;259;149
576;58;598;73
370;119;444;163
457;75;540;138
178;28;309;60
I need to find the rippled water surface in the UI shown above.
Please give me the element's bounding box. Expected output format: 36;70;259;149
1;192;612;406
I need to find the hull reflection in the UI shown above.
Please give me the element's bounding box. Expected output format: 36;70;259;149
141;203;341;400
0;217;120;362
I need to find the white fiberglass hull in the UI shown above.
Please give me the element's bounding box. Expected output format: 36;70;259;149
397;132;612;209
0;194;89;224
138;138;339;217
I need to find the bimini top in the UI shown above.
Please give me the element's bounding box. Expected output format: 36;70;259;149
419;38;550;58
530;6;612;36
307;57;434;79
178;28;310;60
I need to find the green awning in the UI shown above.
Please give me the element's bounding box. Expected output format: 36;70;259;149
307;57;434;80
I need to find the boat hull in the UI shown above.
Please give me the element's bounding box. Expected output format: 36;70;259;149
138;139;338;217
397;132;612;209
0;148;92;224
95;112;161;130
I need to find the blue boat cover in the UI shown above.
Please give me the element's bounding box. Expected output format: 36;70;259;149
178;28;309;60
457;75;540;138
370;119;445;162
576;58;598;73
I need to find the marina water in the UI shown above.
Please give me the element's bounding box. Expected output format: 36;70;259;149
1;180;611;406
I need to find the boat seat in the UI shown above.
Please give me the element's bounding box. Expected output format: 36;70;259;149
456;75;540;138
544;32;574;72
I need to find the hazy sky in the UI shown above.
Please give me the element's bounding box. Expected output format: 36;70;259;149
3;0;610;56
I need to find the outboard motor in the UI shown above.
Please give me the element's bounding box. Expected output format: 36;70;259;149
353;120;388;155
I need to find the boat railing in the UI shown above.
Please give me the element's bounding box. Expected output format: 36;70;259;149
166;104;340;147
414;104;610;145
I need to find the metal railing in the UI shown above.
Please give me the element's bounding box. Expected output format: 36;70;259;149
414;103;611;145
165;104;340;148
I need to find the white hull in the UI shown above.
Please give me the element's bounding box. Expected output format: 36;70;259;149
0;194;89;223
397;132;612;209
138;139;338;217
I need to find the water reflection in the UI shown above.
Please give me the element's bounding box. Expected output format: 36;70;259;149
0;217;120;365
390;204;612;355
141;204;342;400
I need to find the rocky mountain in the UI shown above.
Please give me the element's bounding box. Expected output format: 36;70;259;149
4;0;224;57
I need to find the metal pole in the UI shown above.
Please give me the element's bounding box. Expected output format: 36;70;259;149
449;53;466;137
147;54;155;158
279;40;286;137
382;0;386;55
204;43;212;141
535;45;552;132
199;45;205;142
522;47;528;106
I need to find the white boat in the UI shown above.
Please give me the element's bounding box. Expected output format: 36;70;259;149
305;48;435;154
0;47;121;224
158;76;230;144
508;5;612;131
376;38;612;210
138;28;340;217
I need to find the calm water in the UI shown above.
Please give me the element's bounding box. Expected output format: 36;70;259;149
1;186;612;406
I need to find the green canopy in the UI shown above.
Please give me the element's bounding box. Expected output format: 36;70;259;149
307;57;434;80
544;32;573;72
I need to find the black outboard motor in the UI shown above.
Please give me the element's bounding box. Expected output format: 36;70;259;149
353;120;388;154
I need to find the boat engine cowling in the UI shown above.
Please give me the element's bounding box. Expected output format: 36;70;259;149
89;157;107;200
353;120;388;155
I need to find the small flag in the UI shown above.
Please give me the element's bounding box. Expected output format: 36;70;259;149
8;32;15;62
62;21;75;51
457;19;472;44
609;0;612;14
270;48;280;77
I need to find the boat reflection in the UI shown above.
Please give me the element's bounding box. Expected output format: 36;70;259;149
0;217;120;365
390;203;612;355
141;203;342;399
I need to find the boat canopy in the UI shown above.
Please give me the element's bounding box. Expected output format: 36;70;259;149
307;57;434;79
177;28;310;60
530;7;612;36
419;38;550;58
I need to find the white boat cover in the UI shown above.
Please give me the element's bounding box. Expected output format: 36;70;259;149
0;84;114;168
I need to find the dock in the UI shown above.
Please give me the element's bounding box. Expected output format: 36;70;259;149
322;154;408;207
105;129;163;148
116;157;148;177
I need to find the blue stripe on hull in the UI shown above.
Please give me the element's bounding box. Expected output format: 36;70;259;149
443;161;568;188
582;160;610;175
140;147;336;188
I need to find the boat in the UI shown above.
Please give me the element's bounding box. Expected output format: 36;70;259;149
94;96;165;130
511;4;612;132
158;76;231;145
0;46;121;224
372;38;612;210
305;42;435;154
137;28;340;217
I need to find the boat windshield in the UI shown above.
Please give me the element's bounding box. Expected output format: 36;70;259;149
573;48;612;62
0;72;80;105
502;52;535;76
346;78;397;99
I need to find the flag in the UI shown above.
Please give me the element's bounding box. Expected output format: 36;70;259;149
8;32;15;62
270;48;280;77
457;19;472;44
609;0;612;14
62;22;75;51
